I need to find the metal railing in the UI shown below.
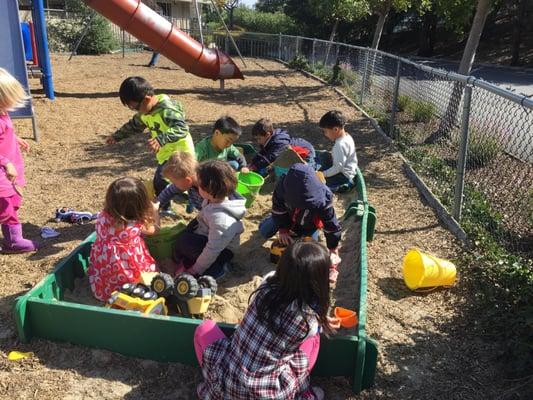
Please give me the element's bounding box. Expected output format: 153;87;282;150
211;31;532;254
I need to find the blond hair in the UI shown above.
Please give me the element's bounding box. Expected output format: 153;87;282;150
163;151;197;179
0;68;29;113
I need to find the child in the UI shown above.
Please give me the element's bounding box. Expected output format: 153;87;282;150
249;118;316;176
158;151;243;212
194;241;340;399
157;151;204;212
195;116;247;171
0;68;38;254
106;76;194;211
318;110;358;192
172;160;246;278
88;177;160;302
259;163;342;282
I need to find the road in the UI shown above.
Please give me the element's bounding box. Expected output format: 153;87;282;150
413;58;533;97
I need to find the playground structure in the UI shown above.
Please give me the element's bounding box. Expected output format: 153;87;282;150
1;0;55;140
82;0;243;81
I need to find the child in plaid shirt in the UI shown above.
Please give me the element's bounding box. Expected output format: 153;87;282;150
194;241;339;399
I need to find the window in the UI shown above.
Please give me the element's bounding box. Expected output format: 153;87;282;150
156;2;171;17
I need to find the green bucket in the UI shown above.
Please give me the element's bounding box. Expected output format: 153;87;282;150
236;171;265;208
144;223;186;261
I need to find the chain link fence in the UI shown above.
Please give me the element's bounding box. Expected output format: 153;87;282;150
212;31;532;254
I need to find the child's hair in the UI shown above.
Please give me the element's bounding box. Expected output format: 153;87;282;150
163;151;197;179
197;160;237;199
251;118;274;137
319;110;346;129
254;241;332;337
104;177;153;225
213;116;242;136
0;68;29;113
118;76;155;106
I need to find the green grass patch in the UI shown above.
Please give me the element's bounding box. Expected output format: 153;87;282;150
407;100;436;123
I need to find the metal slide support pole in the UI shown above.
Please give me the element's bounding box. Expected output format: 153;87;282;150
69;13;95;61
32;0;55;99
453;84;473;221
389;59;401;138
193;0;204;45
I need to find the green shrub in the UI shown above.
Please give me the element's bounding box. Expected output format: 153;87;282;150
331;61;359;87
397;95;412;112
233;7;297;35
311;62;333;82
288;55;310;71
407;100;436;123
465;131;501;168
47;14;117;54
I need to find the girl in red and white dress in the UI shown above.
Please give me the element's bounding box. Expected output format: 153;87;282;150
88;177;160;302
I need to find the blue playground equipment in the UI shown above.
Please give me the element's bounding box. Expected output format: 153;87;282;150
0;0;55;141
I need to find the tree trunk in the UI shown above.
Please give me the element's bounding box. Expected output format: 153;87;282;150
371;9;389;49
418;13;434;57
427;0;493;144
511;0;526;66
325;19;339;65
228;7;234;30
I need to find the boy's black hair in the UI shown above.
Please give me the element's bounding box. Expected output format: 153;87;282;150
251;118;274;137
197;160;238;199
319;110;346;129
118;76;155;105
213;116;242;136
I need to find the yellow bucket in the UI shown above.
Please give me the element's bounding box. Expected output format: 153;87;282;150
402;248;456;290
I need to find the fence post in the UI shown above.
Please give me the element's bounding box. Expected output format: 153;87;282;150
453;84;473;221
296;36;300;56
278;33;282;60
312;39;316;68
360;49;370;105
224;34;229;54
389;59;401;138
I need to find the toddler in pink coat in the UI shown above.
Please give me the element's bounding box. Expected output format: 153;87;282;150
0;68;37;253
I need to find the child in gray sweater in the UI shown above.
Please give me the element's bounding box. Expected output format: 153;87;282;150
172;160;246;278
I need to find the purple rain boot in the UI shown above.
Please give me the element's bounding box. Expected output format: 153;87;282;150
1;224;38;254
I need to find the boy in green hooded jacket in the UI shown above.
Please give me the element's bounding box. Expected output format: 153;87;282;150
107;76;194;211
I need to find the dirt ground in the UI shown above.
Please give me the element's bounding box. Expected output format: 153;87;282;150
0;53;519;399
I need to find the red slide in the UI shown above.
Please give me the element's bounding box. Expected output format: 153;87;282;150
83;0;243;80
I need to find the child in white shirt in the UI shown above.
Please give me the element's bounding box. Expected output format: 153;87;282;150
318;110;358;192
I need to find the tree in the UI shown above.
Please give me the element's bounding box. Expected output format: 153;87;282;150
427;0;494;143
368;0;419;49
256;0;286;13
215;0;241;29
511;0;527;66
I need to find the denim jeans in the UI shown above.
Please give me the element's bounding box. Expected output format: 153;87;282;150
153;161;170;209
173;231;233;278
148;52;160;66
315;150;352;190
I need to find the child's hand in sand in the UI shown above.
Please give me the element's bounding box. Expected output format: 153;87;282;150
327;316;341;330
148;137;161;153
278;230;293;246
240;167;250;174
106;135;117;145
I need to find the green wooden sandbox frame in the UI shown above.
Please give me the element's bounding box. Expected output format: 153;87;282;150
13;169;378;393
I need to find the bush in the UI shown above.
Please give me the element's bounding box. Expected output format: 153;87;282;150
331;61;359;87
233;6;297;35
397;94;412;112
407;100;436;123
465;130;501;168
288;55;310;71
47;14;118;54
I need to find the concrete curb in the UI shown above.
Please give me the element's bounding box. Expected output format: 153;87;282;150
278;59;469;246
